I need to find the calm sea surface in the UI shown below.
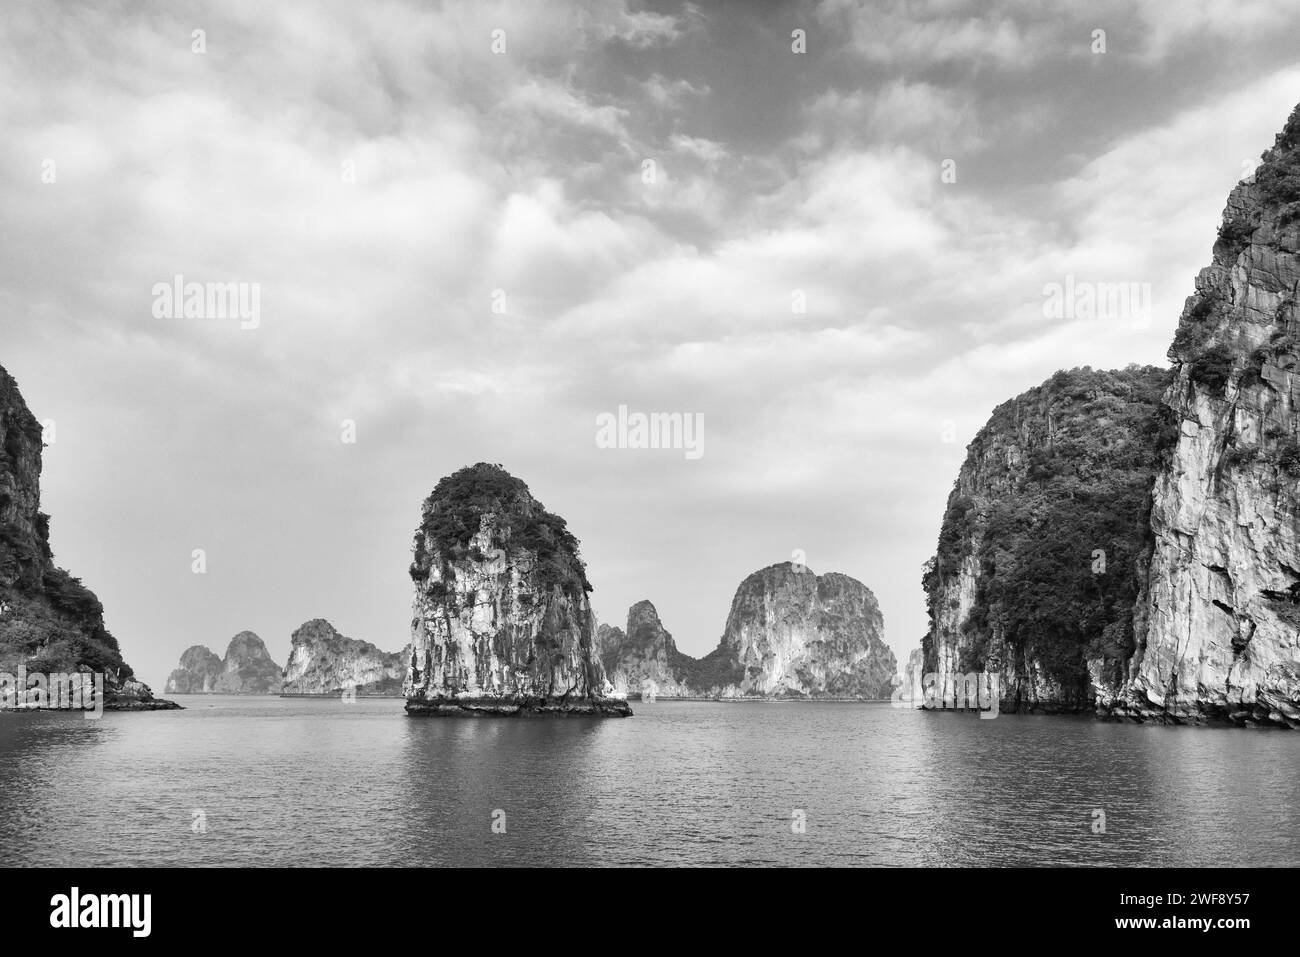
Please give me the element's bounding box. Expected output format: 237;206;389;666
1;696;1297;867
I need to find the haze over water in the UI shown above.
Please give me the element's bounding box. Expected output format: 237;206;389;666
2;698;1297;867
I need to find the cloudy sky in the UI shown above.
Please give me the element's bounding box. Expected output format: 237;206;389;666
3;0;1300;689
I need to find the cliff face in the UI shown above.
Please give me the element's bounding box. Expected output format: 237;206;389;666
165;631;282;694
281;619;405;694
404;463;629;716
604;563;896;699
922;366;1170;712
1112;104;1300;727
0;363;176;710
0;367;45;593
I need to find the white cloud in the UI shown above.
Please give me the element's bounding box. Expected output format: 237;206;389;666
1133;0;1300;62
596;6;685;47
670;133;728;165
816;0;1065;70
502;79;631;139
640;73;710;109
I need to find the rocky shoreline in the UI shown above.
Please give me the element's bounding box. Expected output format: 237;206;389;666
628;694;893;703
405;695;632;717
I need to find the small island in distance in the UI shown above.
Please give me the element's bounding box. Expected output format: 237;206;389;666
599;565;896;701
164;620;406;697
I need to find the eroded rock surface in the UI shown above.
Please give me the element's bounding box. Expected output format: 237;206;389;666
282;619;405;695
1111;103;1300;727
404;463;629;716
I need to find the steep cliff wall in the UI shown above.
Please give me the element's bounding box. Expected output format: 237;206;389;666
0;362;176;710
165;631;282;694
281;619;404;694
1112;103;1300;727
404;462;629;716
604;563;896;699
921;366;1171;712
0;367;46;593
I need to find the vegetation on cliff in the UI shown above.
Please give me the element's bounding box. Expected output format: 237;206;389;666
0;364;148;695
410;462;591;597
923;365;1171;696
1255;103;1300;208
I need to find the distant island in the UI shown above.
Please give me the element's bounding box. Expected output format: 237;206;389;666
166;631;282;694
281;619;405;696
599;563;897;700
164;620;406;696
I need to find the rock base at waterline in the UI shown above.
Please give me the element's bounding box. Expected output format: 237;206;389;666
404;695;632;717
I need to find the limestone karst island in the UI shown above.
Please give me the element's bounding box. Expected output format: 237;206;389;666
402;463;630;716
914;101;1300;728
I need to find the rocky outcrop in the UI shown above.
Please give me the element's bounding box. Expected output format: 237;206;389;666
921;366;1171;713
164;645;224;693
711;563;896;697
404;462;630;716
604;563;897;699
921;102;1300;727
218;631;282;693
601;601;696;697
0;362;177;711
1108;103;1300;727
281;619;405;695
164;631;282;694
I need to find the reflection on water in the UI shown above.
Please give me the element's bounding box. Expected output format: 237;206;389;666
0;696;1296;866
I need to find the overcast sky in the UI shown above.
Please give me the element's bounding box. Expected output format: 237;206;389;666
3;0;1300;689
